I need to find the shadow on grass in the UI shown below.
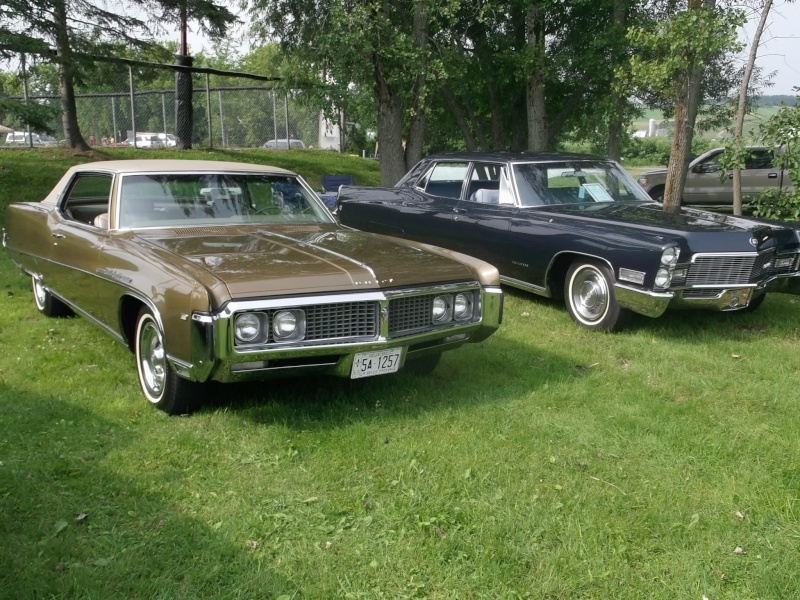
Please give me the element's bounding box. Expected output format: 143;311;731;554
503;285;800;341
0;383;297;598
199;332;585;428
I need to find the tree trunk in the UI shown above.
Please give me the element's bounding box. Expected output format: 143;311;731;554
732;0;773;215
607;0;627;162
663;62;704;212
662;0;715;213
373;52;407;186
403;0;428;172
53;0;89;151
525;2;548;151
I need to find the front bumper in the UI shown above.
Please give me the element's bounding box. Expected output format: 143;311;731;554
172;284;503;383
615;270;800;317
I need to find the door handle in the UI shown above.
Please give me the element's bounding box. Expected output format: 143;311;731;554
52;233;65;239
768;173;778;179
452;208;466;214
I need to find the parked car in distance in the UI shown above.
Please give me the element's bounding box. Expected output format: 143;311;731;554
262;138;307;150
337;151;800;331
124;132;176;148
637;146;793;206
3;160;503;414
5;131;58;146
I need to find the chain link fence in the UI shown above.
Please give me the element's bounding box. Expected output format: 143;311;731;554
1;55;338;151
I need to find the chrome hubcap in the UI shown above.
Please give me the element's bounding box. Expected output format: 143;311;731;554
140;320;166;399
33;278;46;308
572;268;608;322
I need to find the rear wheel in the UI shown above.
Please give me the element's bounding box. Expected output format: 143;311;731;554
564;259;626;332
135;307;204;415
32;276;72;317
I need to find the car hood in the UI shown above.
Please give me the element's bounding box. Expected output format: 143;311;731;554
134;225;474;297
527;202;800;252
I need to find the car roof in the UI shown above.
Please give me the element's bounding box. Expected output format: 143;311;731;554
64;159;295;176
422;151;608;163
41;160;297;205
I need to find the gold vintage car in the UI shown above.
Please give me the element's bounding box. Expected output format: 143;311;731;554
3;160;503;414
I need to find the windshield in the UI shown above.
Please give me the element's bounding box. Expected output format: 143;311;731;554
512;161;652;207
117;173;334;229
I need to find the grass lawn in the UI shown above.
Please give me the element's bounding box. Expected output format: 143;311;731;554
1;148;799;598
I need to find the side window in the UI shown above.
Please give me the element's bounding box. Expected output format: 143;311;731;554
62;174;113;226
466;162;503;204
498;167;515;205
423;162;469;199
745;150;774;170
695;153;724;174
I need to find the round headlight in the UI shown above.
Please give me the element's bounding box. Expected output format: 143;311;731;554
453;292;473;320
661;247;679;266
432;295;451;323
273;310;298;339
654;267;672;288
234;313;261;343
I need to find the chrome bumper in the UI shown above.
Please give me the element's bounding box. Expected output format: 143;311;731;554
176;285;503;383
616;270;800;318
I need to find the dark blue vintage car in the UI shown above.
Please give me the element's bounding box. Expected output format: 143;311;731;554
337;152;800;331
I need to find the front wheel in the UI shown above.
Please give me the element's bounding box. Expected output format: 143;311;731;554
736;291;767;314
564;260;626;332
135;308;204;415
32;276;72;318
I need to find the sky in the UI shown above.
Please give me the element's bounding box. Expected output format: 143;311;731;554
739;0;799;95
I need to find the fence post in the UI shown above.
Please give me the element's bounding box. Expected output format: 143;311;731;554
161;93;168;138
272;91;277;143
217;90;225;147
111;97;118;145
129;65;137;148
284;94;289;144
205;73;212;148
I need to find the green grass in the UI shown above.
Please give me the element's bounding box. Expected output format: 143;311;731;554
2;149;800;598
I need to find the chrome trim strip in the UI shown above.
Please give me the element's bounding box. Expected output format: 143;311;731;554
219;291;387;316
690;252;758;261
216;283;482;317
500;275;546;294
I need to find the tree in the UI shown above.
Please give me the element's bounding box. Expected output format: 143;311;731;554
1;0;235;150
730;0;774;215
248;0;436;185
626;1;744;212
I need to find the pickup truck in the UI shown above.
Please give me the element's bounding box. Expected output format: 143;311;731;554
637;146;793;206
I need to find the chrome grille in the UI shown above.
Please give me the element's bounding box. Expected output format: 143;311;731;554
272;301;378;341
686;252;774;286
388;295;433;336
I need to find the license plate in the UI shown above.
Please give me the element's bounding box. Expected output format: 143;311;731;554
351;348;403;379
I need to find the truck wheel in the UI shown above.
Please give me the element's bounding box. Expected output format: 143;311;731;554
648;186;665;202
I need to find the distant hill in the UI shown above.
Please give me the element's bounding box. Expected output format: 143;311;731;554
755;95;797;107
